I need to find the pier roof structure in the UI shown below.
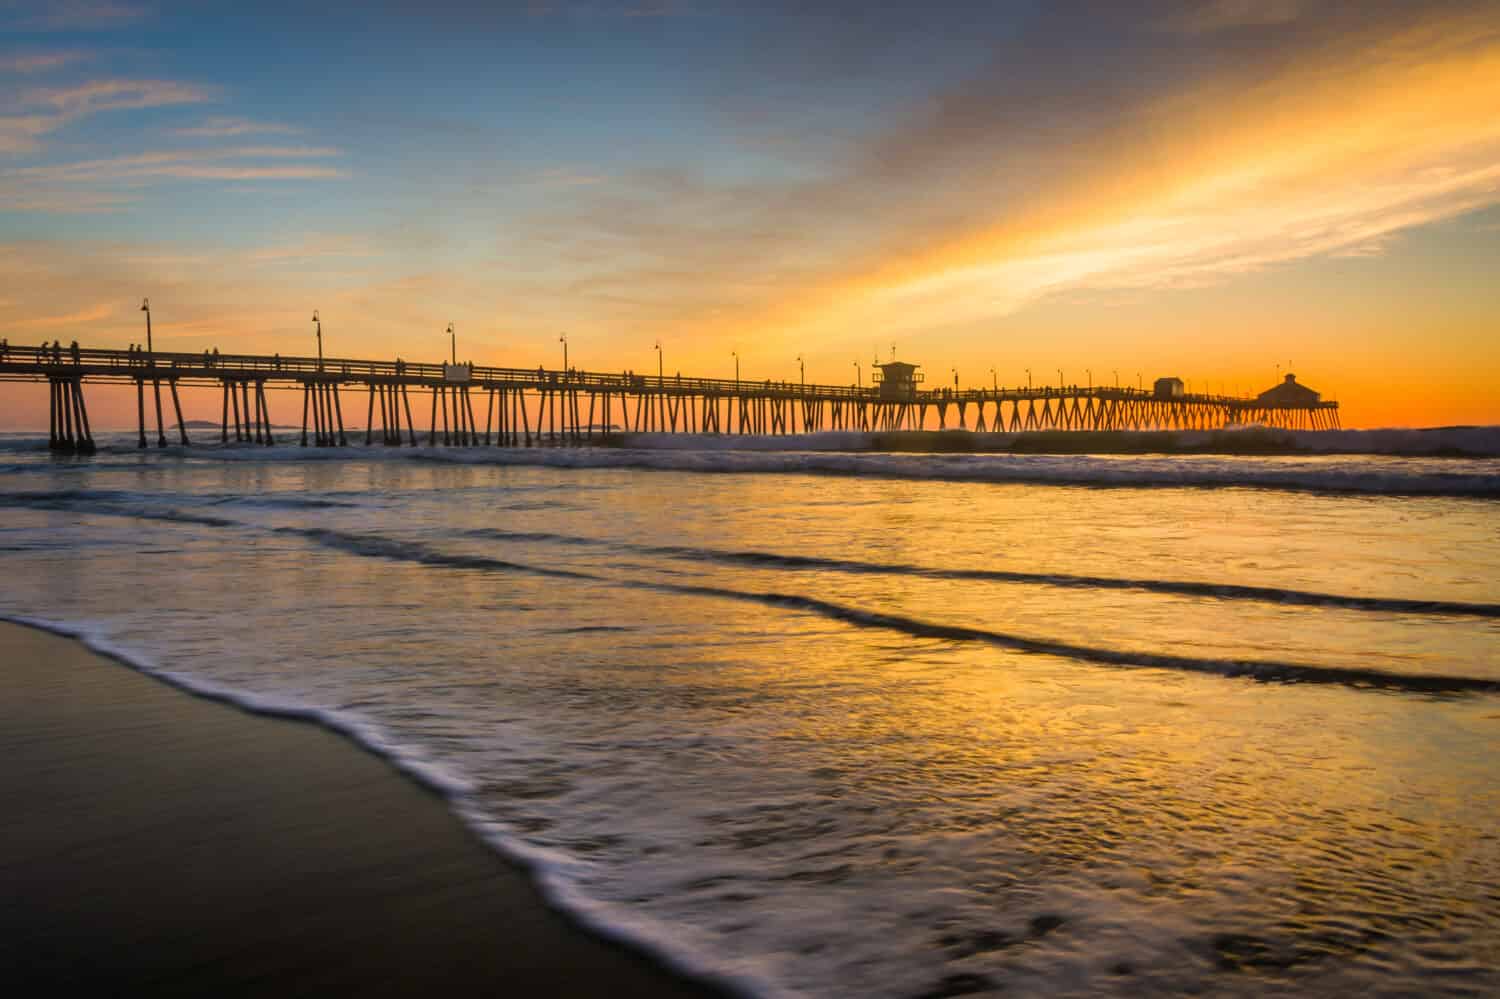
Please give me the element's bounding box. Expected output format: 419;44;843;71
1256;374;1322;407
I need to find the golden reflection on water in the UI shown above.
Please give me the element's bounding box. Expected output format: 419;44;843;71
6;455;1499;993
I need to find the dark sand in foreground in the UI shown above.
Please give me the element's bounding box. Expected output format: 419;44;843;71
0;622;719;996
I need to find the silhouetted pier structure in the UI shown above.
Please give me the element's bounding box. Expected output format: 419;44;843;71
0;344;1340;452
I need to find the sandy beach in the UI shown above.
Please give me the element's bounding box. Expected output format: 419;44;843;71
0;621;718;996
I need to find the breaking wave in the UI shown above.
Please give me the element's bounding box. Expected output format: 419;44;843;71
464;528;1500;620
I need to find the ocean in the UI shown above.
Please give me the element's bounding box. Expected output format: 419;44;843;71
3;432;1498;997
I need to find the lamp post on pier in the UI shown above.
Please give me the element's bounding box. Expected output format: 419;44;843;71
990;367;997;391
1137;372;1143;391
1057;368;1064;389
140;298;153;353
733;350;740;387
559;333;568;373
1086;368;1092;390
796;354;804;389
312;310;323;370
1025;367;1032;390
1113;369;1119;388
854;358;861;390
654;339;663;388
447;322;456;365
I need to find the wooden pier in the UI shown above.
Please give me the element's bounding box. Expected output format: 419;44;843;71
0;343;1340;452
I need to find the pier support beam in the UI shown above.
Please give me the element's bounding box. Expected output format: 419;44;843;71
136;378;147;448
169;379;188;445
47;377;95;454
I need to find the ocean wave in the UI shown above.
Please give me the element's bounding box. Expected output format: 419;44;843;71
4;430;1498;496
0;489;244;528
403;446;1500;497
5;491;1495;691
465;529;1500;620
281;526;1500;696
11;488;1491;621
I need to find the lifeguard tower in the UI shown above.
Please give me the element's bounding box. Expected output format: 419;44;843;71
872;358;923;400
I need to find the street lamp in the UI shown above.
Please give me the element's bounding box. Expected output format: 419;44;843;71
312;310;323;369
1137;372;1143;391
1086;368;1092;390
854;358;861;389
733;349;740;386
1025;367;1032;389
654;339;663;387
559;333;568;372
1113;369;1119;388
1057;368;1064;388
140;297;153;353
447;322;456;365
952;367;959;390
990;367;997;391
797;354;804;388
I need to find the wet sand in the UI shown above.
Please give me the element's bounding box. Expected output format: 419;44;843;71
0;622;719;996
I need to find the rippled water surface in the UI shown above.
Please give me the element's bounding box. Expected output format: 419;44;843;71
3;435;1498;997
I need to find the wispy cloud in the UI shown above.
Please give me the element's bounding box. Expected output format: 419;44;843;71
13;302;114;328
0;51;88;74
0;145;346;212
8;145;341;181
0;114;55;154
170;116;299;138
0;188;131;212
0;77;210;155
548;1;1500;353
17;78;211;116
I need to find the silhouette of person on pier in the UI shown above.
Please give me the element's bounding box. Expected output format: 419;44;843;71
52;340;62;363
70;340;80;365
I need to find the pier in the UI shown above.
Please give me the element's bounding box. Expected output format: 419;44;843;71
0;343;1340;453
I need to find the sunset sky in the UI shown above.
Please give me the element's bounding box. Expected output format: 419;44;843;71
2;0;1498;428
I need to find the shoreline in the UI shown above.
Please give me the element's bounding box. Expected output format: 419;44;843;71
0;620;725;996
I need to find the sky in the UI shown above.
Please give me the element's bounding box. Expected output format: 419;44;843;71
2;0;1498;429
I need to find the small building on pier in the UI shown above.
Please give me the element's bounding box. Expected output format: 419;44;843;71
1153;376;1184;399
1256;373;1322;407
873;360;923;400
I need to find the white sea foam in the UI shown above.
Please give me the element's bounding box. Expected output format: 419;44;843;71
401;443;1500;496
4;427;1499;496
0;609;771;998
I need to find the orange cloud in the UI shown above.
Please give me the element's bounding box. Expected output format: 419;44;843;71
13;302;114;328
